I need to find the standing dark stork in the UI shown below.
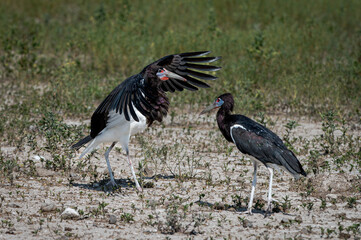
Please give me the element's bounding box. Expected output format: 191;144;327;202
200;93;306;215
72;51;221;191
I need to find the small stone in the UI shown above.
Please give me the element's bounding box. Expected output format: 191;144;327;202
339;232;351;239
143;181;154;188
41;203;56;212
8;203;20;208
142;166;154;178
32;155;44;162
228;207;236;212
5;228;16;234
213;202;225;210
236;176;244;182
64;226;73;231
70;173;81;180
61;208;79;219
109;214;117;224
300;227;310;234
143;228;158;234
294;215;302;223
243;219;253;228
336;213;347;219
281;218;289;224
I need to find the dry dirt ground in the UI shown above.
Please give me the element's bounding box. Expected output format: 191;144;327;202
0;112;360;240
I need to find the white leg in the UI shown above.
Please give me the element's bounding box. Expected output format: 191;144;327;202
247;161;258;214
105;142;117;186
266;167;274;214
125;147;142;192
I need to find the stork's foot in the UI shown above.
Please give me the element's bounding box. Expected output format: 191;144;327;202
247;207;253;215
104;179;120;191
134;182;143;192
264;204;272;217
136;185;143;192
106;179;117;187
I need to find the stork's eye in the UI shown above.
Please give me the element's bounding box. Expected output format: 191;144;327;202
158;69;163;73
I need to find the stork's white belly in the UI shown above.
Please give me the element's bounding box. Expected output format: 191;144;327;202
130;115;147;135
96;108;147;145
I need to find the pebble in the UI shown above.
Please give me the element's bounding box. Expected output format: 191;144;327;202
70;172;81;180
8;203;20;208
213;202;225;210
5;228;16;234
32;155;45;162
64;226;73;231
61;208;80;219
142;166;154;178
143;228;157;234
143;181;155;188
300;227;309;234
243;219;253;228
339;233;351;239
280;218;289;224
228;207;236;212
41;203;56;212
236;176;244;182
294;215;302;223
109;214;117;224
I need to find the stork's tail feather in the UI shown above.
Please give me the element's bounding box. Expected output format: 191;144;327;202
78;138;101;159
71;135;92;150
276;150;307;179
287;151;307;177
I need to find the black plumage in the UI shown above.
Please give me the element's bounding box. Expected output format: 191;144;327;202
201;93;306;215
72;51;221;190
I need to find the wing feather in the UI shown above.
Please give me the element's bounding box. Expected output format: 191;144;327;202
231;123;306;176
183;75;210;88
183;56;221;63
90;51;221;137
148;51;220;93
167;79;183;91
91;74;152;137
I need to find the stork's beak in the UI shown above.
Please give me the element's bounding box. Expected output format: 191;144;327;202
157;68;187;81
200;103;217;115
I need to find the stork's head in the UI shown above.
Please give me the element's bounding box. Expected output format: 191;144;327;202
156;68;187;82
200;93;234;115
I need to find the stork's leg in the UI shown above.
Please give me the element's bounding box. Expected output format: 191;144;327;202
125;147;142;192
247;161;258;214
104;142;117;186
265;167;274;216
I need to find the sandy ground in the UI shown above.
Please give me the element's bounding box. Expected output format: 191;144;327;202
0;112;360;239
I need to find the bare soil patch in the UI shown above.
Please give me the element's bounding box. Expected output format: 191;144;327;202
0;113;360;239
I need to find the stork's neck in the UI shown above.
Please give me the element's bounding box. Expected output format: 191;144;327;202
216;107;233;142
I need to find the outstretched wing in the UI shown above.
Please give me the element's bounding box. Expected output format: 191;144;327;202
90;74;153;137
146;51;221;92
89;51;221;137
